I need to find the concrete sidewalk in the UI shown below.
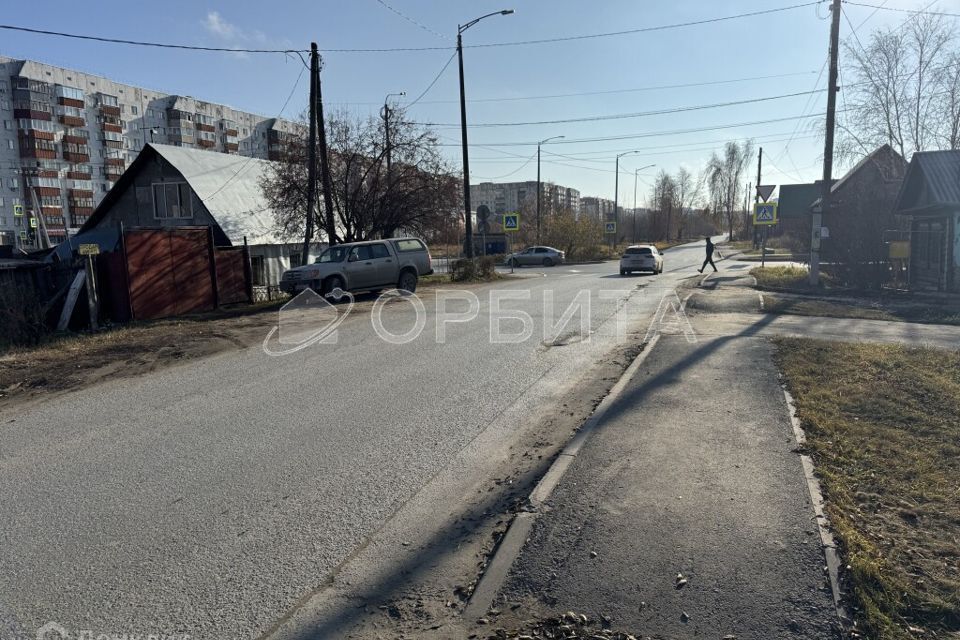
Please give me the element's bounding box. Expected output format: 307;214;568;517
490;331;840;639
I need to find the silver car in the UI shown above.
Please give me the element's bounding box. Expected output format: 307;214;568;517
506;246;566;267
620;244;663;275
280;237;433;295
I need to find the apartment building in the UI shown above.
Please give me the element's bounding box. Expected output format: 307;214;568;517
0;56;296;249
470;181;581;219
580;196;616;221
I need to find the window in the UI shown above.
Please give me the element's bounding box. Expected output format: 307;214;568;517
348;245;373;262
1;100;10;110
289;253;303;268
151;182;193;219
146;108;154;118
55;85;84;101
2;120;9;130
0;197;5;207
6;140;13;150
393;239;426;253
370;243;390;259
250;255;266;286
131;105;138;115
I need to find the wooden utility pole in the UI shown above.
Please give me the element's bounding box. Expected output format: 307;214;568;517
811;0;842;285
757;147;767;267
300;42;319;267
317;54;337;248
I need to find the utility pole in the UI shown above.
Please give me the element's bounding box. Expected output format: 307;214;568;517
457;31;473;258
301;42;319;267
812;0;841;286
633;168;639;244
757;147;766;267
317;54;336;247
383;92;405;179
536;135;563;244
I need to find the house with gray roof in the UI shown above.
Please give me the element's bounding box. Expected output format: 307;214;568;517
894;150;960;292
71;143;322;288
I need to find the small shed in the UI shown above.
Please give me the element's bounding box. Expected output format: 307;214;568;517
893;150;960;292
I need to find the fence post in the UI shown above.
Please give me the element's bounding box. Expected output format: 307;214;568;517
207;227;220;309
118;221;135;321
242;235;253;304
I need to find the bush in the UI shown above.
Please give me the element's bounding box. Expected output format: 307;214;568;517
450;256;498;282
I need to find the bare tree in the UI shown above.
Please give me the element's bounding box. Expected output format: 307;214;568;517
261;107;459;244
672;166;696;240
842;12;958;160
648;170;675;241
705;141;754;241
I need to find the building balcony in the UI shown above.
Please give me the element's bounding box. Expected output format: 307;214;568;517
103;140;123;150
102;122;122;134
63;151;90;163
57;97;85;108
21;130;55;142
225;142;239;152
225;128;239;137
105;157;125;167
34;187;60;197
101;167;123;179
100;105;121;117
62;134;89;145
195;123;216;133
67;171;92;180
68;188;94;198
20;148;57;160
59;115;85;127
197;139;216;148
71;213;91;226
14;109;52;121
37;170;59;179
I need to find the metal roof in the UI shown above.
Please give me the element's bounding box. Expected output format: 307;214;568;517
913;150;960;207
148;144;284;245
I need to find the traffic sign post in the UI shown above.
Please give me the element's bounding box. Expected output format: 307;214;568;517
753;203;778;268
503;213;520;232
756;185;775;202
753;203;777;225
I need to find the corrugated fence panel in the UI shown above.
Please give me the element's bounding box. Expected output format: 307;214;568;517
168;228;215;316
215;248;250;305
125;229;178;320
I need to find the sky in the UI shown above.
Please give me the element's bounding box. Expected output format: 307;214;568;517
0;0;935;206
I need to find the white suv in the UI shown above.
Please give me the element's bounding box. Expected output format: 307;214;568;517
620;244;663;275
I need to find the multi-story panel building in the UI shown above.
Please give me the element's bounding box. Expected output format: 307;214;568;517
580;196;616;221
0;56;296;249
470;181;581;219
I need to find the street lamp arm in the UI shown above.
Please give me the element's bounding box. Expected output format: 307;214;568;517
459;9;514;34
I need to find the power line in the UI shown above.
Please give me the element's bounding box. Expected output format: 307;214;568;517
203;64;306;201
413;89;827;128
374;0;450;40
435;112;836;147
316;1;825;52
842;1;960;19
405;51;457;108
0;23;307;54
470;151;537;180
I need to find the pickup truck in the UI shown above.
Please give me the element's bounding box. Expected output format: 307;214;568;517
280;237;433;296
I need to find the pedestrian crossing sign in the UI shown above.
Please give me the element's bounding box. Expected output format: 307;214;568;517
753;202;778;226
503;213;520;232
13;204;23;217
605;221;616;234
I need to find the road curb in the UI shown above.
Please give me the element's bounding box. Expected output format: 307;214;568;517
464;333;662;620
781;386;851;628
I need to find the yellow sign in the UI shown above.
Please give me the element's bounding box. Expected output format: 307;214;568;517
78;243;101;256
889;240;910;259
29;217;37;228
503;213;520;232
13;204;23;217
753;202;778;226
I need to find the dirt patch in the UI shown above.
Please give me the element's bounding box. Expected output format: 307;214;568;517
763;294;960;327
775;339;960;639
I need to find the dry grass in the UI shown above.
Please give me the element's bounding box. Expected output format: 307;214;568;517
763;295;960;327
775;339;960;639
751;265;827;290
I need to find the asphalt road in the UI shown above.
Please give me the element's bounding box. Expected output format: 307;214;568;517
0;239;718;640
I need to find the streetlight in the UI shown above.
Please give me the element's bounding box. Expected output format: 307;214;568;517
536;135;564;244
382;92;405;177
458;9;514;258
613;152;653;248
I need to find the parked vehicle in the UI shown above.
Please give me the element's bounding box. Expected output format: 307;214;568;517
505;246;566;267
280;238;433;295
620;244;663;275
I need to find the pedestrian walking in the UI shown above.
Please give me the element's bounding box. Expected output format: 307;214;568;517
698;236;721;273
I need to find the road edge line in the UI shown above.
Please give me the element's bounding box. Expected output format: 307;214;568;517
781;386;851;628
464;333;662;620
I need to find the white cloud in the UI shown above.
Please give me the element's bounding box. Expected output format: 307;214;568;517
203;11;240;40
